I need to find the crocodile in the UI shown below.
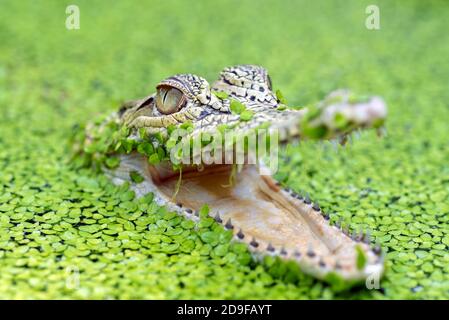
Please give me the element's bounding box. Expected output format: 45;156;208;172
74;64;387;287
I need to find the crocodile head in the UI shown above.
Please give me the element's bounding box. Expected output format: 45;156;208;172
78;65;387;287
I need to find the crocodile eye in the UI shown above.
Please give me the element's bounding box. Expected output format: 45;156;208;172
267;75;273;91
155;86;186;114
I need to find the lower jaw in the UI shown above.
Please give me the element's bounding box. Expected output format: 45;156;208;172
108;152;384;285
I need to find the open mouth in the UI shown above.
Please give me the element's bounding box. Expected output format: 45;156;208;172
74;64;389;289
80;83;388;286
109;152;384;284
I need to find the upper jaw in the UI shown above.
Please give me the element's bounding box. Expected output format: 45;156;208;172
115;89;387;179
122;88;386;142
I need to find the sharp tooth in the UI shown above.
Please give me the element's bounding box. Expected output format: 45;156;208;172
312;202;320;212
250;237;259;248
267;243;275;252
334;218;342;229
319;259;326;268
225;218;234;230
331;139;339;152
307;245;316;258
280;247;287;256
185;208;193;215
363;230;371;244
343;225;350;236
348;135;354;146
236;229;245;239
357;229;364;241
323;212;330;220
214;212;222;223
304;194;311;205
331;138;342;154
293;250;301;258
377;126;387;138
373;243;382;255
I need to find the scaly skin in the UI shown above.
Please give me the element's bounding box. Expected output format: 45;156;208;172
74;65;387;288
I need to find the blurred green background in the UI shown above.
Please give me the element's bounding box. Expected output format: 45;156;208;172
0;0;448;299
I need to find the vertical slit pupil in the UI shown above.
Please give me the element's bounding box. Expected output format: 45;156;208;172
156;86;184;114
162;88;169;103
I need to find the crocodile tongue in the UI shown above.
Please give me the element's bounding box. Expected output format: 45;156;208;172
109;154;384;284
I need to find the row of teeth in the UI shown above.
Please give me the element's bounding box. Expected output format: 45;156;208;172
218;214;334;270
173;183;382;271
281;185;382;255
